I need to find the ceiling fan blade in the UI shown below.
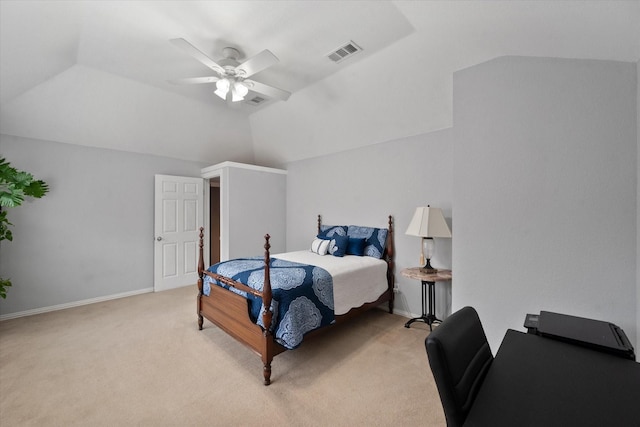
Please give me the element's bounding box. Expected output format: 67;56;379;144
245;79;291;101
236;50;279;78
168;76;220;85
170;38;225;75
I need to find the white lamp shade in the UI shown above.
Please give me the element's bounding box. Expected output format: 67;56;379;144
405;206;451;238
214;78;230;99
231;81;248;102
235;82;248;97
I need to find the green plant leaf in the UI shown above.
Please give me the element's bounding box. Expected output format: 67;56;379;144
2;230;13;241
12;171;34;187
0;158;48;297
0;158;48;206
0;209;12;241
0;188;25;207
0;158;18;182
1;226;12;241
0;277;11;299
25;180;49;198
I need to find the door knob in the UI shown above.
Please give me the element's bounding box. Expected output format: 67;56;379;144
156;236;163;241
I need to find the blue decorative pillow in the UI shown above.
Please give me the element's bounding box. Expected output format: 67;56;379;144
346;237;366;256
347;226;388;259
318;225;348;239
327;234;349;257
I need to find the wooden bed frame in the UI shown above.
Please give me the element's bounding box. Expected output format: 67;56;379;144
196;215;395;385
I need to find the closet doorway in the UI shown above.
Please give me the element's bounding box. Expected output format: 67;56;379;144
209;178;221;266
201;161;287;262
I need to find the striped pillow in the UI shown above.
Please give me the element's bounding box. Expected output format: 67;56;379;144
310;238;330;255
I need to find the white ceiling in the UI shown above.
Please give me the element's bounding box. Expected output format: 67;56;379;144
1;1;638;167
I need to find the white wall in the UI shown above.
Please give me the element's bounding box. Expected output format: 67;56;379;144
637;59;640;352
285;129;453;320
0;135;206;317
453;56;637;353
250;2;640;169
0;65;256;165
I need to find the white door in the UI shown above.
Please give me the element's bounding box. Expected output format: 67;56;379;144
154;175;204;292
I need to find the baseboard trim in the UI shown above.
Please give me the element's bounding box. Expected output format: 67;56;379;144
392;307;413;319
0;288;154;321
1;288;414;322
376;301;413;319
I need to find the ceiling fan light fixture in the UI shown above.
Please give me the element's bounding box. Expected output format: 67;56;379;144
170;39;291;105
231;81;249;102
214;78;230;99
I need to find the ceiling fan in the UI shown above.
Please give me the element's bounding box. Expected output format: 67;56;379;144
168;38;291;104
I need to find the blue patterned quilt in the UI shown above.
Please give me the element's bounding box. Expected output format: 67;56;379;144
203;257;335;349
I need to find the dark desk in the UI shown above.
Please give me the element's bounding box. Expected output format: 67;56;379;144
464;330;640;427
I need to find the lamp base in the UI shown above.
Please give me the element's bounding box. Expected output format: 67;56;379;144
421;258;437;274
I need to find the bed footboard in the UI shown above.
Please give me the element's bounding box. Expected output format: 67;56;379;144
197;228;284;385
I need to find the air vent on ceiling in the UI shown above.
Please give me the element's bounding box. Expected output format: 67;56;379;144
245;95;267;106
327;41;362;63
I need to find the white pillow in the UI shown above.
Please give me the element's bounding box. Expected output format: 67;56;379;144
310;238;329;255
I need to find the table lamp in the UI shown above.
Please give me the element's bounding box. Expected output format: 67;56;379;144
405;206;451;273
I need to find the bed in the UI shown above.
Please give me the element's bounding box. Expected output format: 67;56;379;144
196;215;395;385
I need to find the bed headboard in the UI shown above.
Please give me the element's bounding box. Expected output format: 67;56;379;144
316;214;393;256
316;214;395;312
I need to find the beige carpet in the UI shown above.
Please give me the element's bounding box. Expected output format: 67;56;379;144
0;286;445;426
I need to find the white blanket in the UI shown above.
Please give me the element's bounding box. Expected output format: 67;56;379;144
272;251;389;315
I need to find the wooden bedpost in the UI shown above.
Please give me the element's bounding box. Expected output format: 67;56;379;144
262;234;274;385
386;215;395;314
317;214;322;234
197;227;205;330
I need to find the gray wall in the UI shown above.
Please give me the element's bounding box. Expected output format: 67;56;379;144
226;167;286;258
285;129;454;319
453;56;638;353
0;135;206;316
637;59;639;352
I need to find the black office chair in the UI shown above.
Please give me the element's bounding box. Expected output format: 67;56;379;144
425;306;493;427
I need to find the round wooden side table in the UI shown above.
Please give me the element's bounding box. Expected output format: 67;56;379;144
401;267;452;330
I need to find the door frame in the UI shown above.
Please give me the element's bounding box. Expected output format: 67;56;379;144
208;181;221;265
201;165;228;262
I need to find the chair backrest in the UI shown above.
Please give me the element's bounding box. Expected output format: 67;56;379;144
425;306;493;427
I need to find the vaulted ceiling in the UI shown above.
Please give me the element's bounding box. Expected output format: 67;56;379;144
1;1;638;168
